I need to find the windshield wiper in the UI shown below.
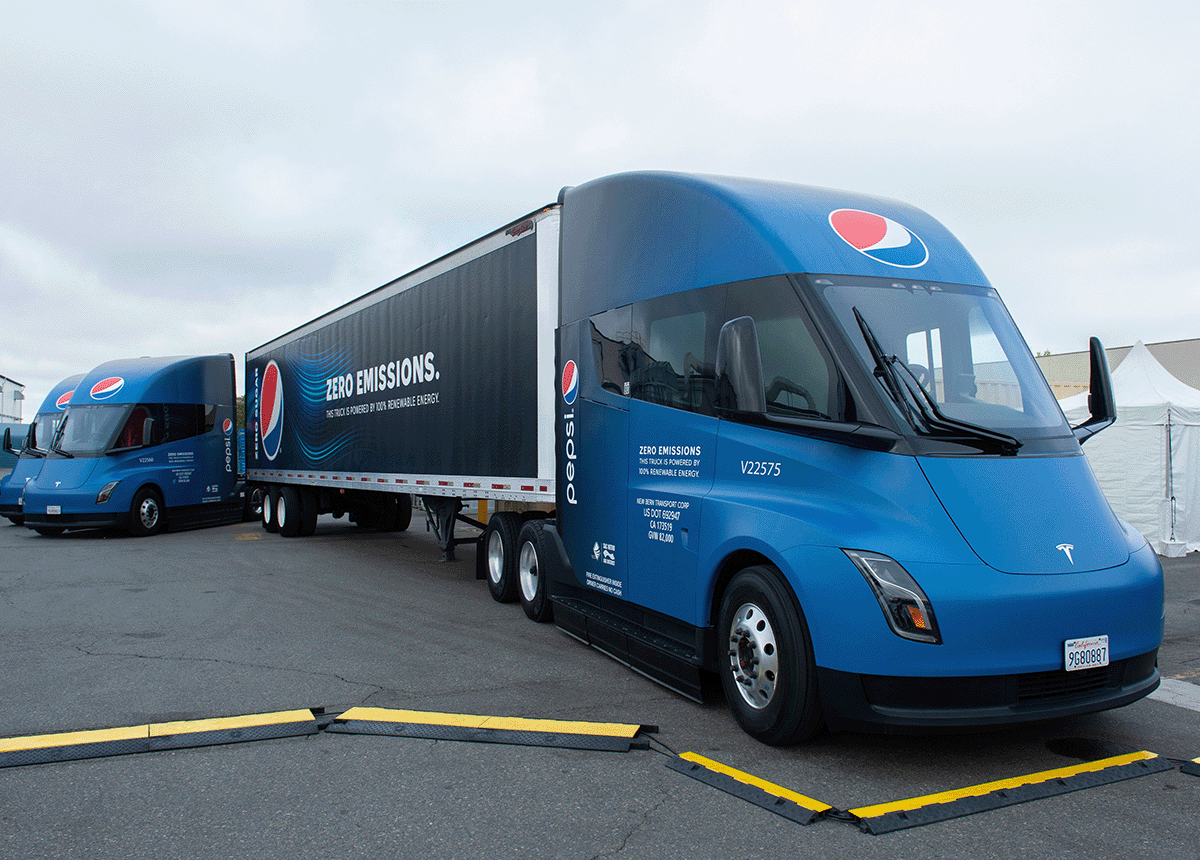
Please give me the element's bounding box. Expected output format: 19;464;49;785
891;359;1022;455
853;306;1022;455
47;416;75;458
853;307;921;431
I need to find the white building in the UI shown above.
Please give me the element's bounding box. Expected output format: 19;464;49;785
0;374;24;422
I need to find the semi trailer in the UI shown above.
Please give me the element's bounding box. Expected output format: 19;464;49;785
246;171;1163;743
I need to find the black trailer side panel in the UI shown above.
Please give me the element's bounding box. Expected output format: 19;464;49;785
247;234;538;480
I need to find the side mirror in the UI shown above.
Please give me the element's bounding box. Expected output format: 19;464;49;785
142;417;155;447
715;316;767;414
1;427;13;456
1072;337;1116;444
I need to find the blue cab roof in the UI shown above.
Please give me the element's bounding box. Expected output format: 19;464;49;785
558;171;990;323
73;355;235;406
37;373;85;415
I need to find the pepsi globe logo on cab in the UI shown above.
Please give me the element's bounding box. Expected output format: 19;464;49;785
829;209;929;268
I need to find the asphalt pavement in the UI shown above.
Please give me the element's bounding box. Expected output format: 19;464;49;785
0;516;1197;859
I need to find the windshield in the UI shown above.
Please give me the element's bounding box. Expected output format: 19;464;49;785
27;411;64;455
813;275;1068;441
53;405;131;457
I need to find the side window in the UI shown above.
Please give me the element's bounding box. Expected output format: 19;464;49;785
114;404;207;449
629;286;721;415
726;277;848;421
589;306;633;396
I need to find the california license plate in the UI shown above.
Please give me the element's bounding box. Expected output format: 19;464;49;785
1064;635;1109;672
46;505;61;515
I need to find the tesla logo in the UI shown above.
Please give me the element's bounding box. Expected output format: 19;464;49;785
1056;543;1075;564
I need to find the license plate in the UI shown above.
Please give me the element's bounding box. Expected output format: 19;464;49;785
1064;635;1109;672
46;505;61;516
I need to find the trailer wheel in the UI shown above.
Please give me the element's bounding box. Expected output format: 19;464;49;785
517;520;553;622
278;486;302;537
391;493;412;532
717;566;823;745
262;487;279;532
484;512;522;603
298;487;318;537
129;487;166;537
243;485;264;523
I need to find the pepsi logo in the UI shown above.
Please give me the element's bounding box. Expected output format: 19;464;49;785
55;390;74;410
829;209;928;268
222;418;233;436
90;377;125;400
561;360;578;405
260;359;284;461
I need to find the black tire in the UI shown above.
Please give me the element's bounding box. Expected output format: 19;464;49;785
262;486;279;532
243;485;264;523
297;487;318;537
128;487;166;537
517;520;553;622
33;526;65;536
392;493;412;532
277;485;301;537
717;565;823;745
484;512;522;603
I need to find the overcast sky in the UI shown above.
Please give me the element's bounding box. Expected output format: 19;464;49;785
3;0;1197;415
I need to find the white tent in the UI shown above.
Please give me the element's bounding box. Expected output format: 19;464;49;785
1060;341;1200;556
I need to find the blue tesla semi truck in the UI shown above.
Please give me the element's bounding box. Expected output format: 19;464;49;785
0;373;83;525
246;172;1163;742
23;355;246;537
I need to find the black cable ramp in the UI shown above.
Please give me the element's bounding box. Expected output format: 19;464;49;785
327;706;655;752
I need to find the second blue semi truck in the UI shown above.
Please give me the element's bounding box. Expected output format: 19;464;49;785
23;355;246;536
245;171;1163;743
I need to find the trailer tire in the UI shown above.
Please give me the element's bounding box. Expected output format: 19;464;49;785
262;486;279;532
298;487;318;537
484;512;522;603
129;487;166;537
277;486;302;537
391;493;412;532
518;520;553;623
244;486;264;523
717;566;823;745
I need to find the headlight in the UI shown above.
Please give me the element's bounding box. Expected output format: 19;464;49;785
843;549;942;645
97;481;120;504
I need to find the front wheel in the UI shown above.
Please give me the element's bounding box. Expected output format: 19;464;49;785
129;487;165;537
717;565;823;745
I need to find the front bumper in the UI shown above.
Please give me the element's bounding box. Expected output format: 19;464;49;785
818;649;1159;733
23;510;128;531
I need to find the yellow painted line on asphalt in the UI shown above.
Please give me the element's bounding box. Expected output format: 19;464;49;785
850;751;1159;818
679;752;833;813
337;706;641;738
233;533;260;540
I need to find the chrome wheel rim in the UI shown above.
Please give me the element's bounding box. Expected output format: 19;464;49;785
139;497;160;530
727;602;779;709
487;530;505;585
519;540;539;602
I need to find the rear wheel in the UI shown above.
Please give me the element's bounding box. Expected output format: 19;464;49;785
484;512;522;603
718;565;823;745
278;486;301;537
261;487;279;532
518;520;553;622
129;487;165;537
